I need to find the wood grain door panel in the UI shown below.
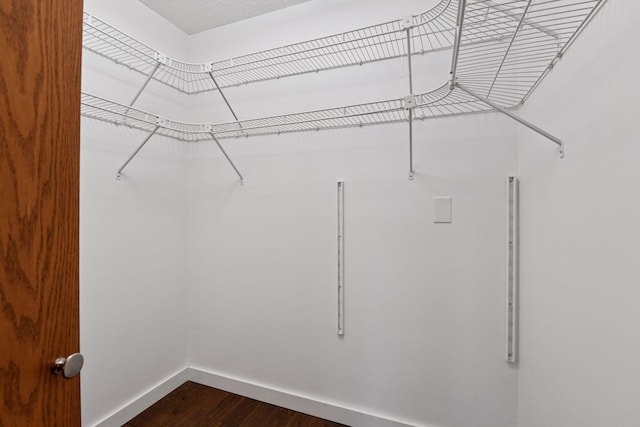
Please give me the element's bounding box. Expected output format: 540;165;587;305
0;0;83;425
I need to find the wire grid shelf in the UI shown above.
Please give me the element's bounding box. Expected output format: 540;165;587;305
81;86;489;141
82;0;458;94
81;0;606;143
81;93;213;141
454;0;606;107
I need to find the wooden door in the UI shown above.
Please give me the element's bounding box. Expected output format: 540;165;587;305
0;0;83;425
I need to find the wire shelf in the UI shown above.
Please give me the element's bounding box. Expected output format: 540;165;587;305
81;93;214;141
81;0;606;143
81;86;488;141
82;0;458;94
453;0;606;108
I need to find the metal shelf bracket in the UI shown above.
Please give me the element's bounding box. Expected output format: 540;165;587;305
208;130;244;185
127;61;161;110
208;72;247;137
456;83;564;158
116;120;163;180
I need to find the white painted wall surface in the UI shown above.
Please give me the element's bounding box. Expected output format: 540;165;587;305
78;0;521;424
80;1;190;425
185;119;519;427
516;2;640;426
186;119;519;427
80;0;636;425
184;3;519;424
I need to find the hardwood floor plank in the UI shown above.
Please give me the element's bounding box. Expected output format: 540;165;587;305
125;382;200;426
286;412;348;427
171;386;233;427
216;397;261;426
125;382;227;427
239;402;294;426
123;381;348;427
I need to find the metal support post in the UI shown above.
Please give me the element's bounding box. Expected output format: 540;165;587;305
456;83;564;157
116;124;160;179
337;181;345;336
209;132;244;185
408;111;414;180
406;27;415;180
406;29;414;96
506;176;519;363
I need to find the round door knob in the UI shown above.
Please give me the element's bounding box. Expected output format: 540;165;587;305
52;353;84;379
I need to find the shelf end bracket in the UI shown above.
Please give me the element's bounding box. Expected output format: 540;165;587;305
456;83;563;158
116;121;163;180
209;130;244;185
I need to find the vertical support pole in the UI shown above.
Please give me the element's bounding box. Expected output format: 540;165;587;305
506;176;519;363
337;181;345;336
406;28;413;96
116;124;160;180
408;112;414;180
406;26;415;181
209;132;244;185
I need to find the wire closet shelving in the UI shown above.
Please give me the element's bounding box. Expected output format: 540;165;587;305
81;85;487;141
81;0;608;180
82;0;458;93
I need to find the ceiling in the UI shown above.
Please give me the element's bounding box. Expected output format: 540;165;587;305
139;0;313;35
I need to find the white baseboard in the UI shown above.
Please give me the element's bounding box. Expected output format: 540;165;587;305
186;366;425;427
94;365;432;427
93;367;190;427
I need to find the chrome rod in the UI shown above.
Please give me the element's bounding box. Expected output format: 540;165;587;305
456;83;563;155
209;132;244;184
116;125;160;178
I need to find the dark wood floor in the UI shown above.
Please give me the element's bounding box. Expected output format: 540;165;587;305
123;381;349;427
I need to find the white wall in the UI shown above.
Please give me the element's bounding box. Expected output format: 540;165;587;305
516;2;640;426
186;118;519;427
81;0;640;426
80;1;190;425
185;1;519;426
